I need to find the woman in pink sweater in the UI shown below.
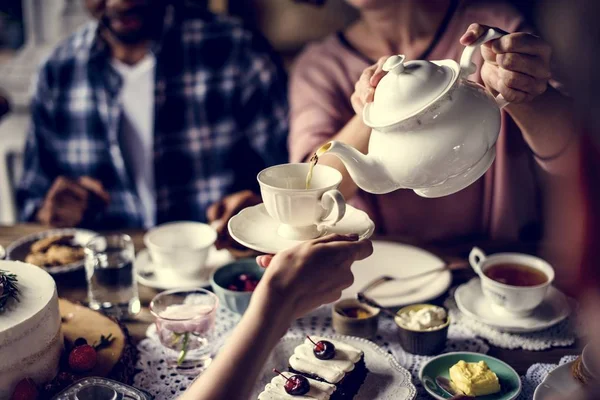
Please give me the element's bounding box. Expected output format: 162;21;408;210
289;0;583;266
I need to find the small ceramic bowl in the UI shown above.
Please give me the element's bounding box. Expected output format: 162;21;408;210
395;304;449;355
210;258;265;315
332;298;380;339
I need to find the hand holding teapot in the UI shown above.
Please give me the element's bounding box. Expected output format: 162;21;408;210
461;23;552;104
323;25;554;199
353;24;553;112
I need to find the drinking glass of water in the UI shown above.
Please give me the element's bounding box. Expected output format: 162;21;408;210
84;234;140;320
150;288;219;374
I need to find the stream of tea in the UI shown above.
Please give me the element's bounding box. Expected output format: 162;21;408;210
306;153;319;189
305;145;331;189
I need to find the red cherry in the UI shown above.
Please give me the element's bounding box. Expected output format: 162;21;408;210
272;369;310;396
244;280;258;292
307;336;335;360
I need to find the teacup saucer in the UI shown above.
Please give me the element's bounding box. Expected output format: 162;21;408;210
455;278;571;333
135;248;233;290
228;203;375;254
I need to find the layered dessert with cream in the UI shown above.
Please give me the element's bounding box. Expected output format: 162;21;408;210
258;336;368;399
258;374;337;399
449;360;501;396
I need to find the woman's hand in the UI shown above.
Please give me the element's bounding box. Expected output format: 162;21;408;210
181;234;372;400
255;233;373;319
460;23;552;104
350;57;389;117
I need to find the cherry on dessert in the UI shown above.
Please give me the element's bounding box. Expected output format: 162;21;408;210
306;336;335;360
272;369;310;396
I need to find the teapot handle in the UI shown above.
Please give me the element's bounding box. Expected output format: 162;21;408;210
460;28;509;109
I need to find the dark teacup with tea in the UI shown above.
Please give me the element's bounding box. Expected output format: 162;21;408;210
469;247;555;316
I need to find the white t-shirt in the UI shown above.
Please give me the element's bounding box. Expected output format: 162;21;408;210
111;54;156;228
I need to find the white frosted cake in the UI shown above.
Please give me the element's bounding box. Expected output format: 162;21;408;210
0;261;62;399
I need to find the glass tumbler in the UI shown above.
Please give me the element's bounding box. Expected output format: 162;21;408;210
84;234;140;319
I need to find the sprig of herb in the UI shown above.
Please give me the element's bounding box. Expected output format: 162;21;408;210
93;333;115;350
0;270;19;312
177;333;190;366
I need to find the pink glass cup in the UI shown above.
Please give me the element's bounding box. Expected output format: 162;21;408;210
150;288;219;374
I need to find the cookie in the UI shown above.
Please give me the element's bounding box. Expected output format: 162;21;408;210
31;235;75;253
25;252;51;268
46;245;85;266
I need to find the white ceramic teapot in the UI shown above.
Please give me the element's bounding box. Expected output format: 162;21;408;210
321;28;508;198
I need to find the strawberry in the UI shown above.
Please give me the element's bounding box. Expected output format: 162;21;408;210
10;378;38;400
68;344;97;372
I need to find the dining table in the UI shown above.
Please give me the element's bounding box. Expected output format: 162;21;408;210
0;223;583;379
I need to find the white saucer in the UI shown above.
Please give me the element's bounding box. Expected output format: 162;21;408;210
455;278;571;333
135;247;233;290
341;241;452;308
533;361;582;399
228;203;375;254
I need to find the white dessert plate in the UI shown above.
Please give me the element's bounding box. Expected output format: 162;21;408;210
341;241;452;308
228;203;375;254
135;247;233;290
533;361;583;399
6;228;97;274
455;278;571;333
251;335;416;400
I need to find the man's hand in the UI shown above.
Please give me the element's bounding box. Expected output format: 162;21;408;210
37;176;110;227
460;24;552;104
0;93;9;120
207;190;261;251
255;234;373;319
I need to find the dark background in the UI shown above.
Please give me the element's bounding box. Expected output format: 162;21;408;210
0;0;541;52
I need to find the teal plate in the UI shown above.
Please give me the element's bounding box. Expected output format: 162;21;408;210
419;352;522;400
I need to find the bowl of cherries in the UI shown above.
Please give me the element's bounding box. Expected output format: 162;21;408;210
210;258;264;314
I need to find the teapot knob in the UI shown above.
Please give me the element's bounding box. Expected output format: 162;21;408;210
382;55;406;75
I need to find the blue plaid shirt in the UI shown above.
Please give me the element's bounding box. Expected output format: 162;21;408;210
17;5;289;229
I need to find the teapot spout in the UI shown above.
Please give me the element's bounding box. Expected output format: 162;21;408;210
319;141;400;194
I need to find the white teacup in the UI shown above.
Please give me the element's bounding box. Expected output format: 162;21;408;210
469;247;555;317
144;221;217;279
258;163;346;240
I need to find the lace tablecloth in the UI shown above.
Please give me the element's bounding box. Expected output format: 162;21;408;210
517;355;579;399
134;304;489;399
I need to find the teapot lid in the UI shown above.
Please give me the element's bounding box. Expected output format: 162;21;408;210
363;55;458;127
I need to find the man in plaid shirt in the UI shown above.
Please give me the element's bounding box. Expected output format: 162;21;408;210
17;0;288;230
